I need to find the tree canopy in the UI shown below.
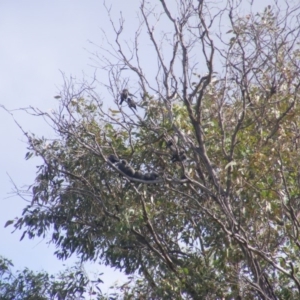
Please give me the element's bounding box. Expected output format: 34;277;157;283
0;256;102;300
4;0;300;299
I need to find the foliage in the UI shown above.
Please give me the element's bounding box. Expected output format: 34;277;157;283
0;256;103;300
5;0;300;299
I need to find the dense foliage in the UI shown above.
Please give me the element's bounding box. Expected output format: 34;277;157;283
5;0;300;299
0;256;102;299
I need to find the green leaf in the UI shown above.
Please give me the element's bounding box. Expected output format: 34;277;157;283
4;219;14;228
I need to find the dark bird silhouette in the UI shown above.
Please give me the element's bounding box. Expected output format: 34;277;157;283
166;140;173;148
171;150;187;163
144;172;159;181
120;89;129;105
120;89;136;105
127;98;137;110
133;170;144;180
107;154;119;164
117;159;135;177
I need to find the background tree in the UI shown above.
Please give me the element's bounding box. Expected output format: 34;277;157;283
5;0;300;299
0;256;103;299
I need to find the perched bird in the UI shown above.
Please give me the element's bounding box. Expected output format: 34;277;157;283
171;150;187;163
144;172;159;181
133;170;144;180
117;159;135;177
127;98;137;110
107;154;119;164
120;89;129;105
166;140;173;148
120;89;136;105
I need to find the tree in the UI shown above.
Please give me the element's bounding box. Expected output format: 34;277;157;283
0;256;103;299
5;0;300;298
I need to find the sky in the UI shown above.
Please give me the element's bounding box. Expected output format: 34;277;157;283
0;0;277;295
0;0;143;293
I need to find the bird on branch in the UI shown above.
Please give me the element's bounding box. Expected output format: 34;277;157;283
127;98;137;111
133;170;144;180
107;154;119;164
117;159;135;177
119;89;136;105
171;149;187;163
144;172;159;181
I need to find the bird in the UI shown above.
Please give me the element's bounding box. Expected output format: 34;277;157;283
144;172;159;181
117;160;135;177
171;150;187;163
120;89;129;105
120;89;136;105
166;140;173;148
107;154;119;164
127;98;137;110
133;170;144;180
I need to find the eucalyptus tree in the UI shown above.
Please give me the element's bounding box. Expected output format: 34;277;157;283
6;0;300;299
0;256;102;300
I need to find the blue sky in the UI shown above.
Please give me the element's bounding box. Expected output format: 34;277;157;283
0;0;141;292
